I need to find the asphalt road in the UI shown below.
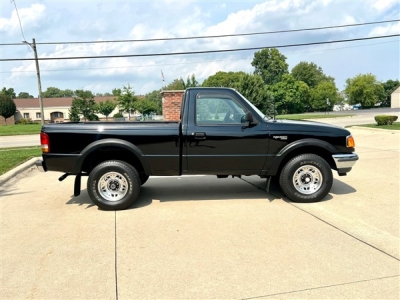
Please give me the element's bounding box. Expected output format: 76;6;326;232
1;127;399;299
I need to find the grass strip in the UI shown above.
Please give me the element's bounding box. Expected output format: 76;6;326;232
353;122;400;130
276;114;355;120
0;146;42;175
0;124;42;136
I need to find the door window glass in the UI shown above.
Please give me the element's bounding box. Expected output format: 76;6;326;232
196;96;246;125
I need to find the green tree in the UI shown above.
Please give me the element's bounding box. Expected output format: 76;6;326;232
291;61;334;88
97;99;117;120
112;88;122;96
310;81;341;111
136;99;158;116
344;73;385;107
251;48;289;85
42;87;74;98
0;87;16;99
69;90;98;121
145;90;162;114
202;71;246;87
17;92;34;98
232;73;272;114
0;94;17;124
381;79;400;107
118;84;138;120
269;74;310;114
164;74;200;90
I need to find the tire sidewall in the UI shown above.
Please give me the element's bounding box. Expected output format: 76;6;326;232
88;161;140;210
280;154;333;203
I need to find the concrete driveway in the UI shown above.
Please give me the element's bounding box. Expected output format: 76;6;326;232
0;127;399;299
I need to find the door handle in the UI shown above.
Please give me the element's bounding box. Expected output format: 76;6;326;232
193;132;206;139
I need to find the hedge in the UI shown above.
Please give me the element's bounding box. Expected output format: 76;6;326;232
374;115;398;125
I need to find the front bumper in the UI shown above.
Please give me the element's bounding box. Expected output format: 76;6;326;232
332;153;359;175
35;160;46;172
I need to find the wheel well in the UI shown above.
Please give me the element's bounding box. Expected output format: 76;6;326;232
81;146;145;175
275;146;336;177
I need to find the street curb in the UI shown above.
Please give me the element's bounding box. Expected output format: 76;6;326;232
0;157;41;186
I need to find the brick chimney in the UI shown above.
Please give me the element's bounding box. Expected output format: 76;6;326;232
161;90;185;121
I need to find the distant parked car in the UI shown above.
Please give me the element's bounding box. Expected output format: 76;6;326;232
353;104;361;110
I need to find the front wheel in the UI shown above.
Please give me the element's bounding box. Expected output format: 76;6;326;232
279;154;333;203
87;160;141;210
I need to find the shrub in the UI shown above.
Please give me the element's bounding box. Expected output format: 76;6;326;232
18;118;35;124
113;113;123;118
374;115;398;125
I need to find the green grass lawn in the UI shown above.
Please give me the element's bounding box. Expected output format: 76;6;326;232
276;113;355;120
0;147;42;175
354;122;400;130
0;124;42;136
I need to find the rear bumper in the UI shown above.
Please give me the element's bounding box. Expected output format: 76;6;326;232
35;160;46;172
332;153;358;175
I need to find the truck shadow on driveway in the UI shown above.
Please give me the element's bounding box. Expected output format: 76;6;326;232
65;176;356;210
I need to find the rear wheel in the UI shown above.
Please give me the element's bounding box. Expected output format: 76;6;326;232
87;160;141;210
279;154;333;203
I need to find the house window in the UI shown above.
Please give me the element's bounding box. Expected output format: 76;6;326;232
36;112;41;119
23;113;30;119
54;112;62;118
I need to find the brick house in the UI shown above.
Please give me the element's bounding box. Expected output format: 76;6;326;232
161;90;185;121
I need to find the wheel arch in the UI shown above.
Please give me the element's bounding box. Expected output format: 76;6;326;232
268;139;337;177
75;139;151;175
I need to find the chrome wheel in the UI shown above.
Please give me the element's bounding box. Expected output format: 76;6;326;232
292;164;323;195
98;172;128;201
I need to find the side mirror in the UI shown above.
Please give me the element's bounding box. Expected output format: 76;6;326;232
245;111;254;124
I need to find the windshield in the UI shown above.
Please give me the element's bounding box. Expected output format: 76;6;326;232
235;90;266;119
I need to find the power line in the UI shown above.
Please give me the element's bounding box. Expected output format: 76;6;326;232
10;0;28;47
1;34;399;62
1;39;397;74
0;19;399;46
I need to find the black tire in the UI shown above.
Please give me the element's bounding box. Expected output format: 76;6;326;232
279;154;333;203
87;160;141;210
139;173;149;186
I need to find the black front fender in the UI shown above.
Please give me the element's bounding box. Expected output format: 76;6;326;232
267;138;338;176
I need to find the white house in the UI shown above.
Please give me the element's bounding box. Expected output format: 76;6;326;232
391;85;400;109
13;96;122;123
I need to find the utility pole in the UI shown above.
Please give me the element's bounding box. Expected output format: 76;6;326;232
23;38;44;125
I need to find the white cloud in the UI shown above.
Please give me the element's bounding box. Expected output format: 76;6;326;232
372;0;398;12
369;22;400;36
0;3;46;35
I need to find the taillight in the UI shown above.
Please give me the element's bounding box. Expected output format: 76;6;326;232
346;135;355;148
40;132;50;153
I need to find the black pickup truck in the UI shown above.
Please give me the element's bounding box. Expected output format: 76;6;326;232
36;87;358;210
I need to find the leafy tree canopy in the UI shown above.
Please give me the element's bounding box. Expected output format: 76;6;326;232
145;90;162;114
42;87;74;98
291;61;334;88
0;87;16;99
97;99;117;120
310;81;341;111
251;48;288;85
344;73;385;107
202;71;246;87
164;74;200;90
118;84;138;119
269;74;310;114
17;92;34;98
0;94;17;124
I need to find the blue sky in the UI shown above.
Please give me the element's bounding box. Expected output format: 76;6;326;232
1;0;399;97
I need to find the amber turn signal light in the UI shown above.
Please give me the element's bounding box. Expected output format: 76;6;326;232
346;135;355;148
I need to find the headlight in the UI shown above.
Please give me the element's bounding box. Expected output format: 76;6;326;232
346;135;355;148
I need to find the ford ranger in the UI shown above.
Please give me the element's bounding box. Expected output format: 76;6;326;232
36;87;358;210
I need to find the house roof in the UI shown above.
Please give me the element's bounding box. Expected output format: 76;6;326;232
14;96;118;109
